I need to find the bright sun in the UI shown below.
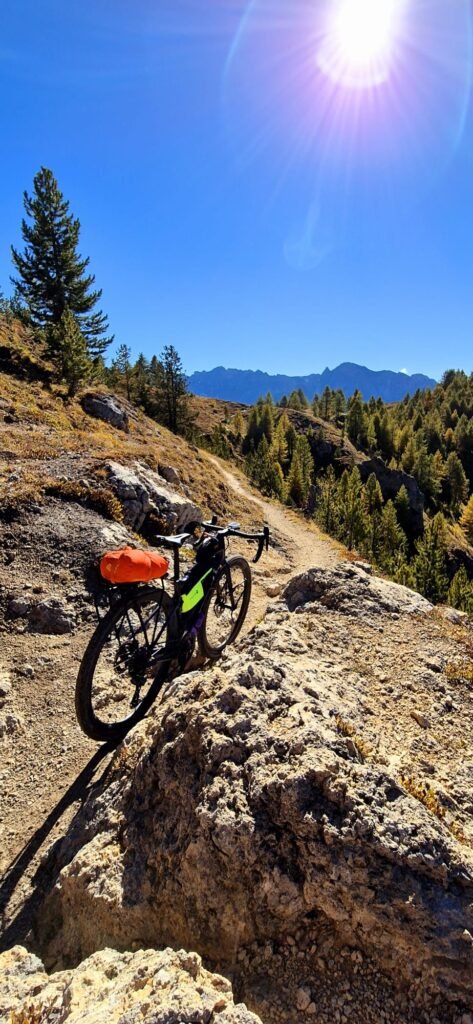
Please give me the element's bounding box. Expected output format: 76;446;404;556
318;0;405;89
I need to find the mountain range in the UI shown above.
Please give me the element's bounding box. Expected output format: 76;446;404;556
188;363;438;405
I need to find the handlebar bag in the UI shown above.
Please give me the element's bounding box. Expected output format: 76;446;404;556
100;546;169;584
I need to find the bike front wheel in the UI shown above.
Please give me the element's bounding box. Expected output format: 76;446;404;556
199;556;252;659
75;586;173;743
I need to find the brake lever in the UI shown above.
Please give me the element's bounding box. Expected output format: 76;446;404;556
253;526;270;564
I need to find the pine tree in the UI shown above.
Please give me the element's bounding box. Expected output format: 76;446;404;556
261;401;274;442
312;394;321;417
395;484;410;533
402;436;416;475
132;353;150;407
366;418;377;453
432;450;446;497
114;343;132;401
346;391;367;448
50;308;92;396
364;473;383;514
272;413;289;467
210;424;231;459
334;389;346;418
315;466;339;535
285;422;297;463
414;444;441;503
286;451;307;506
295;434;314;492
11;167;112;357
232;411;245;442
412;514;449;603
448;567;473;613
151;344;192;435
242;407;262;454
322;386;332;420
378;501;407;572
446;451;468;516
460;494;473;543
338;467;368;551
363;473;384;559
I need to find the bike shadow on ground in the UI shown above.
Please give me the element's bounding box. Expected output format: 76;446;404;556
0;742;115;954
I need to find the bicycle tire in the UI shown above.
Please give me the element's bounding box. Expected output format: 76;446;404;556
199;555;252;659
76;586;174;743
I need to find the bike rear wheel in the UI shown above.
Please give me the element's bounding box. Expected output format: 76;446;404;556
199;556;251;659
75;586;173;743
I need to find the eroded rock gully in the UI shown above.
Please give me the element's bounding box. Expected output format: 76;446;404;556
28;564;473;1024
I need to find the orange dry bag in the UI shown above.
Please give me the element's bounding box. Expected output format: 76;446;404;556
100;546;169;584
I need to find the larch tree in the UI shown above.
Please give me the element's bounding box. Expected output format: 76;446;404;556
11;167;112;358
445;451;468;516
315;465;339;535
286;451;307;507
338;467;368;551
412;513;449;604
378;501;407;573
460;494;473;543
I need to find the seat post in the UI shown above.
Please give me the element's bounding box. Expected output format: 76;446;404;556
173;546;180;584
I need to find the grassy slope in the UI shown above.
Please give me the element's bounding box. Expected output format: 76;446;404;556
0;320;261;530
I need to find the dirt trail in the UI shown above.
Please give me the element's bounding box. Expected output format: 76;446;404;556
207;455;340;629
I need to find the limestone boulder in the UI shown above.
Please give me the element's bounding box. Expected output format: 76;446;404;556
282;561;432;617
36;565;473;1010
106;460;201;533
81;392;129;432
0;945;261;1024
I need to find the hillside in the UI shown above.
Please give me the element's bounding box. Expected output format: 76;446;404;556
188;363;437;405
1;321;473;1023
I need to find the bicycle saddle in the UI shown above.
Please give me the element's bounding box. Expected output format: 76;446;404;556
153;532;193;550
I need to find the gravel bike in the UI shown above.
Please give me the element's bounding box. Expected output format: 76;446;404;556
75;518;270;742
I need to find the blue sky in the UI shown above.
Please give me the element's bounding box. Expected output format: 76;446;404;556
2;0;473;380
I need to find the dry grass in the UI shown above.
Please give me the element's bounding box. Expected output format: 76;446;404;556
0;325;262;533
400;774;473;847
445;660;473;684
44;480;124;523
335;716;372;762
189;395;248;436
400;775;446;820
9;1004;50;1024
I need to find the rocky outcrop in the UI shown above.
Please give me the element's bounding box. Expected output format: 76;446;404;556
288;412;425;534
0;945;261;1024
158;463;182;487
283;560;431;616
106;461;201;533
358;456;424;535
81;392;129;432
36;564;473;1017
7;594;75;634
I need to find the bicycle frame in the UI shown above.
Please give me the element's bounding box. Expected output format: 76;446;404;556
95;519;269;669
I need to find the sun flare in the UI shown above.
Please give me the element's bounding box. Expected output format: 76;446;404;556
318;0;405;89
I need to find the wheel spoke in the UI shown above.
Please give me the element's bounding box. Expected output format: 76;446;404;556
200;558;251;657
88;592;169;729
